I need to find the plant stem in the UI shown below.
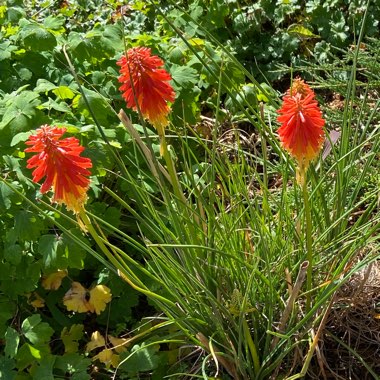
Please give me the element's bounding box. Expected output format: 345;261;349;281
78;207;176;307
300;167;313;311
160;133;186;204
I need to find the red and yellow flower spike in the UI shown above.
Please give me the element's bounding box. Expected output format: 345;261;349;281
277;78;325;173
117;47;175;137
25;125;92;213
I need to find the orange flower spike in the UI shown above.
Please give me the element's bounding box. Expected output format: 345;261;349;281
277;78;325;170
117;47;175;135
25;125;92;213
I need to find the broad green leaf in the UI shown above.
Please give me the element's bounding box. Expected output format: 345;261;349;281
38;235;63;269
0;297;16;337
32;355;56;380
55;353;91;377
34;79;57;94
20;22;57;52
77;88;116;125
58;230;87;269
15;344;41;371
52;86;75;100
4;244;22;266
43;14;65;31
5;327;20;359
39;98;71;113
10;131;32;147
0;91;44;147
14;211;44;242
0;256;41;297
0;182;14;211
170;64;198;90
18;68;32;81
22;315;54;346
0;355;16;380
0;41;17;60
0;91;40;126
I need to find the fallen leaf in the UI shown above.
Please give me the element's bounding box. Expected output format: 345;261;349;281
63;282;112;315
93;348;119;369
86;331;106;352
109;335;130;353
28;292;45;309
63;282;91;313
42;269;68;290
89;285;112;315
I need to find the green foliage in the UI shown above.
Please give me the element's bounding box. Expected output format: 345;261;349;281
1;0;380;379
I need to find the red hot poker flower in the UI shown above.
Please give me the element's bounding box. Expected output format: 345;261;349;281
117;47;175;134
277;78;325;168
25;125;92;213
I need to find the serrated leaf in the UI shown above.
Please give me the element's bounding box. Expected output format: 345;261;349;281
38;235;62;268
16;343;41;371
0;355;16;380
170;64;198;90
55;353;91;376
63;282;90;313
39;98;71;113
77;88;116;125
10;131;32;147
20;23;57;52
61;324;84;354
92;349;119;369
0;41;17;60
28;292;45;309
52;86;75;100
5;327;20;359
43;15;65;31
34;79;57;94
0;91;44;147
41;270;68;290
32;355;55;380
4;244;22;266
0;182;14;211
63;283;112;315
22;315;54;346
14;211;44;242
287;24;319;38
86;331;105;352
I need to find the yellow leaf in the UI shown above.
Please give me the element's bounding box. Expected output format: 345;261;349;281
108;335;130;353
63;282;91;313
89;285;112;315
42;269;68;290
93;348;119;369
28;292;45;309
63;282;112;315
86;331;106;352
61;324;84;354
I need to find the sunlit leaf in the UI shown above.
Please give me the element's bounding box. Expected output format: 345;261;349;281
89;285;112;315
92;348;119;369
63;282;112;315
41;270;68;290
86;331;105;352
63;282;90;314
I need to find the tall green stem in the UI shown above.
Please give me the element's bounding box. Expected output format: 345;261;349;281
160;133;185;204
300;168;313;311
